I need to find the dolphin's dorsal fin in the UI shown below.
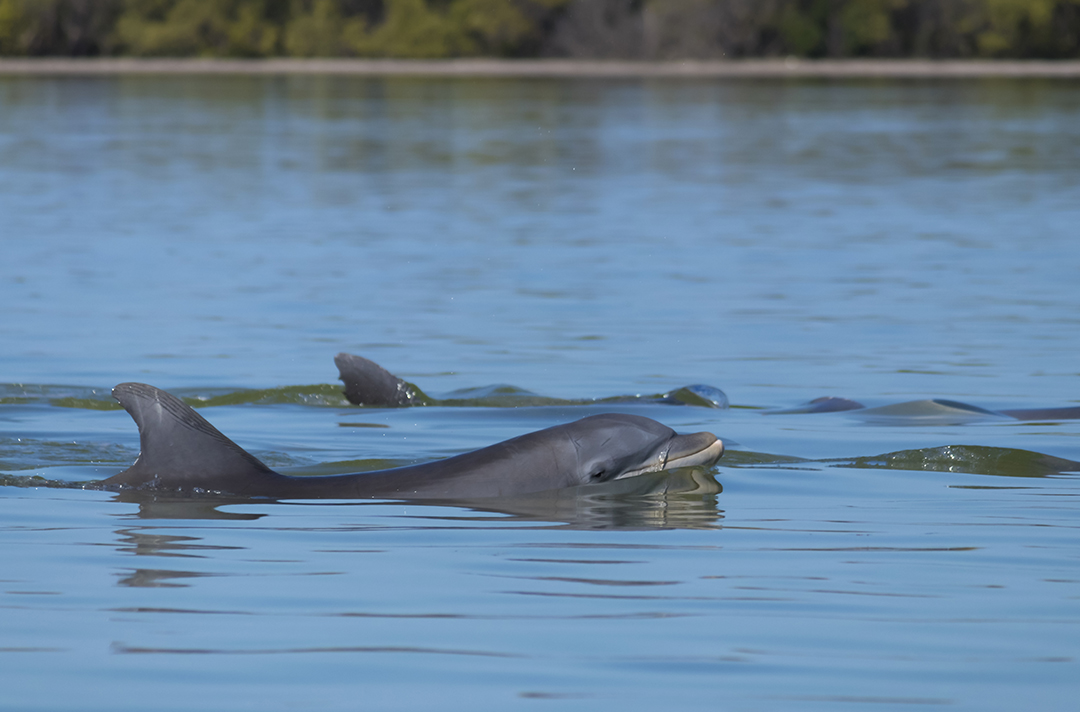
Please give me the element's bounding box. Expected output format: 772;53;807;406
334;352;425;406
103;382;274;491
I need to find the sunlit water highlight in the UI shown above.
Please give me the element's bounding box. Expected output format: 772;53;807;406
1;74;1079;711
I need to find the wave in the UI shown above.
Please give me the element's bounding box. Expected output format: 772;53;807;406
0;383;352;410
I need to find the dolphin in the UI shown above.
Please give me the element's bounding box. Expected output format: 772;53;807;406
765;396;1080;422
333;352;729;409
335;352;424;407
97;382;724;499
333;352;1078;422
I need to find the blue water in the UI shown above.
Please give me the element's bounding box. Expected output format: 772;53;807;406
1;74;1079;711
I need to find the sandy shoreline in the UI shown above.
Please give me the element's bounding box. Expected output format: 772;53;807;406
1;57;1079;77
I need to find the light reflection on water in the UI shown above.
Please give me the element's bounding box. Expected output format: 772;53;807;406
1;75;1079;710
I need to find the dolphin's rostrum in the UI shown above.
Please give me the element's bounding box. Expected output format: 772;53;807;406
100;382;724;499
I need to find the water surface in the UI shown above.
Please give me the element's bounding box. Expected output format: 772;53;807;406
1;74;1078;711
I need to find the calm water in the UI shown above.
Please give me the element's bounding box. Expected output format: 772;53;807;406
1;74;1079;711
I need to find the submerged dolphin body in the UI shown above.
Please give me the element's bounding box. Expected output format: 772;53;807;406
99;383;724;499
333;352;729;409
767;396;1080;423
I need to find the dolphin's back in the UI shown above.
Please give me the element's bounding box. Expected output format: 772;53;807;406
100;382;578;498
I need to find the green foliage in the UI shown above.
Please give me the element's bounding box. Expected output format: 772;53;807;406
346;0;564;57
839;0;906;55
975;0;1080;56
284;0;365;56
0;0;29;54
0;0;1077;58
449;0;544;55
112;0;280;56
777;2;825;57
349;0;458;56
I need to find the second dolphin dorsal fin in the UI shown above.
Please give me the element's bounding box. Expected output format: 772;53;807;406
102;382;274;491
334;352;425;406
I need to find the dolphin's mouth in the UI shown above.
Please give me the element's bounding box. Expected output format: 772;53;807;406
614;431;724;480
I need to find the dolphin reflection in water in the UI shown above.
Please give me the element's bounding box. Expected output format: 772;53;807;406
98;383;724;500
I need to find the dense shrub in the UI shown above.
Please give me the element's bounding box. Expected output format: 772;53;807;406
1;0;1078;58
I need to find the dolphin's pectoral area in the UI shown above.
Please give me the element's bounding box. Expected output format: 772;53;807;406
99;383;725;500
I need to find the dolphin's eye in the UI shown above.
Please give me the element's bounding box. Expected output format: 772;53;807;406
590;470;606;481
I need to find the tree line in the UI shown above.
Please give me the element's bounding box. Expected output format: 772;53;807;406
1;0;1078;59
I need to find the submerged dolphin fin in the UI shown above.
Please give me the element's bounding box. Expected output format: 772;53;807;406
334;352;426;407
659;384;729;409
101;382;275;491
764;396;867;415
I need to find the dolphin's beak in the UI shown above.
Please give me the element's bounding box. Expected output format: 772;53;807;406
663;431;724;469
614;431;724;480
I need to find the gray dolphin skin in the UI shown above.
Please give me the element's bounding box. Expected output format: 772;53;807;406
334;352;425;407
99;383;724;499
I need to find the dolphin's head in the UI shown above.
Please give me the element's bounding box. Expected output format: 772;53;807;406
563;413;724;485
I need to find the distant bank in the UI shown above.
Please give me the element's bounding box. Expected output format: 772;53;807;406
2;58;1080;78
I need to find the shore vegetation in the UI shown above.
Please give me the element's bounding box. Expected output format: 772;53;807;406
1;0;1078;59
